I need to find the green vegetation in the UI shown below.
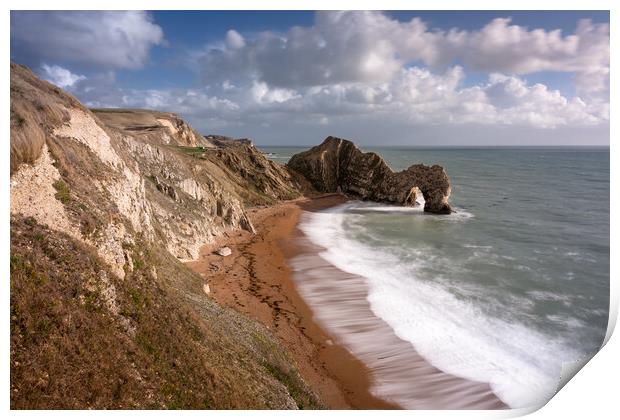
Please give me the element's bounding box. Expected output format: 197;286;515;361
171;145;208;159
132;257;145;271
263;362;318;409
52;179;70;204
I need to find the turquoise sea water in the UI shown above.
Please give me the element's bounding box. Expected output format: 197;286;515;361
262;146;610;408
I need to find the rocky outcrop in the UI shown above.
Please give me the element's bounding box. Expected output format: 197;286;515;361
216;247;232;257
202;143;313;206
205;134;253;148
287;136;453;214
11;64;154;277
93;108;215;148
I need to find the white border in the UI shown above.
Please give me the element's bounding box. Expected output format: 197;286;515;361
2;1;616;419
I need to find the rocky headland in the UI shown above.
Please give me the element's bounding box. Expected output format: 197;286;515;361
288;136;453;214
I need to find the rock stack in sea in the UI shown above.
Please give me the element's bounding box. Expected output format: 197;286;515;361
287;136;453;214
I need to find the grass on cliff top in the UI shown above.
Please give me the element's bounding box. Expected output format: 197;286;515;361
170;145;209;158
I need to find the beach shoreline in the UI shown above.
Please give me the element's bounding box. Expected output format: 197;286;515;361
186;194;507;409
185;194;397;408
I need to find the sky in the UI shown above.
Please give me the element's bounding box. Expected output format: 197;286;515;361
10;10;610;146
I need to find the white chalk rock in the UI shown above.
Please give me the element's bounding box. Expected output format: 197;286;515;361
203;283;211;295
215;246;232;257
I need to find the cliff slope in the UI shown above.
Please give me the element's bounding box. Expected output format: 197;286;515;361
287;136;453;214
92;108;215;148
10;63;319;409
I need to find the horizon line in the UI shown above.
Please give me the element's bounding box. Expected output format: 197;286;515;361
255;144;611;148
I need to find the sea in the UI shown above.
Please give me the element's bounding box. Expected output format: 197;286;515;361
263;146;610;409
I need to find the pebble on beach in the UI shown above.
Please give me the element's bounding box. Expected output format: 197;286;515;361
215;246;232;257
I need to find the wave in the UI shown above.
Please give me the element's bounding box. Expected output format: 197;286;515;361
298;203;587;409
345;201;474;220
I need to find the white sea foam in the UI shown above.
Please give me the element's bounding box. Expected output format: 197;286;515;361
299;203;585;409
545;314;585;329
349;205;424;213
526;290;573;304
347;200;474;220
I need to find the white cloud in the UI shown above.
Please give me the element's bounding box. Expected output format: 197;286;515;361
33;11;606;143
225;30;246;49
11;11;164;69
250;81;300;104
476;74;603;128
199;11;405;87
222;80;236;91
194;11;608;102
203;66;602;129
40;64;85;88
68;65;605;133
436;18;609;98
172;10;608;139
66;73;239;130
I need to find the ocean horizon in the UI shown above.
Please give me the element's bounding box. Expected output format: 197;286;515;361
259;145;610;149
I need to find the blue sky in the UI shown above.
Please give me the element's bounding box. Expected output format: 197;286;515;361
10;10;610;145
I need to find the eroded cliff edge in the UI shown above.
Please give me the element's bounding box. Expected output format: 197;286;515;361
10;63;320;409
287;136;453;214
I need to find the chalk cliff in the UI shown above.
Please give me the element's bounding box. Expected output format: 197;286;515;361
10;63;319;409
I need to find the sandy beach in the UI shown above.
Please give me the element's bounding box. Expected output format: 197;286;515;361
186;195;507;409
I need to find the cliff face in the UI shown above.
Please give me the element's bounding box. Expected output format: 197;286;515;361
201;143;314;206
204;134;253;148
93;108;215;148
11;62;308;266
287;136;453;214
10;63;319;409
